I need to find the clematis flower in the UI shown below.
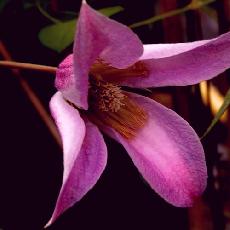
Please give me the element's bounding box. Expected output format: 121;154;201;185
46;0;230;226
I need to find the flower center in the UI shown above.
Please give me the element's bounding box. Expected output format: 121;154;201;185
90;59;148;83
88;77;147;139
89;78;126;112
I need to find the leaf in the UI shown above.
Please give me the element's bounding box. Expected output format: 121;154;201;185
38;5;123;52
38;19;76;52
0;0;10;12
201;88;230;139
99;6;124;17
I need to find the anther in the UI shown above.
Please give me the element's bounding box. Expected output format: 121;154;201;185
88;78;147;139
89;79;126;113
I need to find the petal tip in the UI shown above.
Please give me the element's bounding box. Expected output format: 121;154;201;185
44;221;51;229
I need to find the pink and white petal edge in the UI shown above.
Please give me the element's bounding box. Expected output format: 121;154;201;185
46;92;86;226
101;93;207;206
46;114;107;227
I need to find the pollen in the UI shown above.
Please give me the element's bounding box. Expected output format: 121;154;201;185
89;78;126;112
88;78;147;139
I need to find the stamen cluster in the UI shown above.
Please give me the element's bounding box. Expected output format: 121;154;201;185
89;78;126;112
88;77;147;139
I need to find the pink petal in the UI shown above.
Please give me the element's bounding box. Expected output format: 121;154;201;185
72;1;143;109
49;92;86;182
55;54;84;108
117;31;230;88
46;92;107;226
102;93;207;207
141;40;210;59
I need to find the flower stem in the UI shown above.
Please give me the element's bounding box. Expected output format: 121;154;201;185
129;0;215;28
130;5;189;29
0;60;57;74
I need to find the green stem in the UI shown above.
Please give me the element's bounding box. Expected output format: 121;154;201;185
130;5;189;29
129;0;215;29
36;0;60;24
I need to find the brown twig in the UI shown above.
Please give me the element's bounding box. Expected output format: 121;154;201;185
0;60;57;73
0;41;62;146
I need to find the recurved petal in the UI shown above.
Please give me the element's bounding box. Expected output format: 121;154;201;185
102;93;207;207
72;1;143;109
118;31;230;88
47;93;107;226
141;40;210;59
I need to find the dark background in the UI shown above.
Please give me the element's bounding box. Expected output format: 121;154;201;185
0;0;229;229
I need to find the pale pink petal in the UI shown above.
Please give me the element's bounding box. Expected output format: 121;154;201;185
141;40;210;59
117;31;230;88
101;93;207;207
49;92;86;182
72;1;143;109
46;94;107;226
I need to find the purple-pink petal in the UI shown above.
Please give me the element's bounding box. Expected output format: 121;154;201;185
72;1;143;109
101;93;207;207
46;92;107;226
49;92;86;182
117;31;230;88
55;54;84;109
141;40;210;59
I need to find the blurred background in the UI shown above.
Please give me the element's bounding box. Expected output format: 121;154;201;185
0;0;230;229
